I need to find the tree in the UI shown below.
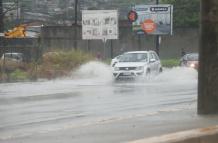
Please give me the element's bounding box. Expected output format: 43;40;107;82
161;0;200;28
0;0;3;32
0;0;18;32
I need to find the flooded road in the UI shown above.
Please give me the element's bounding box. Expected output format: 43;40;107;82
0;61;202;142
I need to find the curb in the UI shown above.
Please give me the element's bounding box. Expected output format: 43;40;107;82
129;125;218;143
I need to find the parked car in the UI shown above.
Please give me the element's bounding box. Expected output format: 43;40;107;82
0;52;25;71
180;53;199;70
112;51;162;79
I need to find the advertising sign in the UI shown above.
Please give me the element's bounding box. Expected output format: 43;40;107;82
82;10;118;41
132;4;173;35
128;10;138;22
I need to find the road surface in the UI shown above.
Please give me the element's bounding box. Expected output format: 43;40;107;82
1;61;218;143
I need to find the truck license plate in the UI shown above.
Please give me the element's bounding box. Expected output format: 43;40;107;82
123;72;131;76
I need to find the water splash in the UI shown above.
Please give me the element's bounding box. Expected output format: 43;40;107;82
71;61;113;82
154;67;198;82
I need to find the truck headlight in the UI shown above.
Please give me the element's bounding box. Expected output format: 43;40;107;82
190;63;195;68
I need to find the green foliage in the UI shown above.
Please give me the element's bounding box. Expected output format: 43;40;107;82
161;0;200;27
9;69;29;80
161;59;180;67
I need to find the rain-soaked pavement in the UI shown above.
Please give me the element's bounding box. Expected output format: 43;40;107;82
1;61;218;143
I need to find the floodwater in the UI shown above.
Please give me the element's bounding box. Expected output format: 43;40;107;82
0;61;198;141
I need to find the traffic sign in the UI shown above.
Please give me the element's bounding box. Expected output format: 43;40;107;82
82;10;118;40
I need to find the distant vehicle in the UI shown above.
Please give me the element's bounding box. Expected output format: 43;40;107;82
180;53;199;70
111;55;123;67
0;33;4;37
1;53;24;62
112;51;162;79
0;53;24;71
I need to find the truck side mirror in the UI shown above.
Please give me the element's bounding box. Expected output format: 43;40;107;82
150;58;156;63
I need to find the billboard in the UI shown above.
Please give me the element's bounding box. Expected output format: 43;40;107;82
132;4;173;35
82;10;118;41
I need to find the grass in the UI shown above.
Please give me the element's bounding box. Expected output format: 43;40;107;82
9;69;29;81
161;59;180;68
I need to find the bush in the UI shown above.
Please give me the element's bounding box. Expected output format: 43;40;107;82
37;50;94;79
0;50;95;81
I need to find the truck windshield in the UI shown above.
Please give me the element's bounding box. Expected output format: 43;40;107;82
119;53;148;62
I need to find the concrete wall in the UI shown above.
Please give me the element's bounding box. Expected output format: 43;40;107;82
0;26;199;60
41;26;199;59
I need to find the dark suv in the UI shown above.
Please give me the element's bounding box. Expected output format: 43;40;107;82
180;53;199;70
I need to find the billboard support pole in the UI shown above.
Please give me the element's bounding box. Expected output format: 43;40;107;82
156;0;160;56
110;40;113;58
103;38;107;60
87;40;90;52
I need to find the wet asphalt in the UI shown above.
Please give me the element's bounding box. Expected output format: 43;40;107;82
1;63;217;143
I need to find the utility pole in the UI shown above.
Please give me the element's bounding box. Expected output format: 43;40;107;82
73;0;78;50
155;0;160;56
15;0;20;25
0;0;3;32
198;0;218;114
75;0;78;25
16;0;18;23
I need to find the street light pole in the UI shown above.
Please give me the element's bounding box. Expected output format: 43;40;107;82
155;0;160;56
74;0;78;50
75;0;78;25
